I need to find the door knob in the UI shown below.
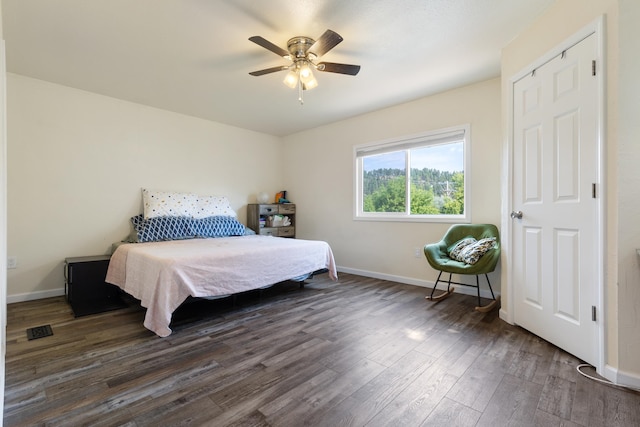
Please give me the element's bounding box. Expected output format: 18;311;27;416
510;210;523;219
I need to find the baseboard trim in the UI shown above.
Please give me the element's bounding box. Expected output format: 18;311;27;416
336;266;499;300
499;308;513;325
603;364;640;391
8;268;500;304
7;288;65;304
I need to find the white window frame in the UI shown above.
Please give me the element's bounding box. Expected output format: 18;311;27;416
354;124;471;223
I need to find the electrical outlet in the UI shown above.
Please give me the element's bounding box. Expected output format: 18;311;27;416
7;256;17;269
414;247;421;258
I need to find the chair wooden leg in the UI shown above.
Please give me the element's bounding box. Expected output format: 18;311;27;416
425;271;455;301
474;274;500;312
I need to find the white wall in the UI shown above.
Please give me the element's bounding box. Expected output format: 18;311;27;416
6;74;283;300
616;0;640;380
282;78;502;289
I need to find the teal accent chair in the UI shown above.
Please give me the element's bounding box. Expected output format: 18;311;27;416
423;224;500;312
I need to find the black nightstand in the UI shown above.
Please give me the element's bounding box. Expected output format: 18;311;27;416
64;255;127;317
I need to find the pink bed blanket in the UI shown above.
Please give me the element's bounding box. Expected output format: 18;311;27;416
106;235;337;337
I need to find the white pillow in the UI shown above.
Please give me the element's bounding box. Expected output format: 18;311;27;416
142;189;198;219
194;195;237;218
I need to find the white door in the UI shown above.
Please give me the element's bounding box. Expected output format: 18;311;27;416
512;33;599;366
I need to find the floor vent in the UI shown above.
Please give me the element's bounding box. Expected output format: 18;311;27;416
26;325;53;340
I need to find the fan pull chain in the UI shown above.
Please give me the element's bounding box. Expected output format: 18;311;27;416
298;80;304;105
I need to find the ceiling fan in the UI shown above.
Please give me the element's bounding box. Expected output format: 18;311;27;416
248;29;361;103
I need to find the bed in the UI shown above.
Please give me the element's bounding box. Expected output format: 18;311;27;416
105;190;337;337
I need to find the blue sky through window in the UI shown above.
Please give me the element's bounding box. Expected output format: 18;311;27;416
363;142;463;172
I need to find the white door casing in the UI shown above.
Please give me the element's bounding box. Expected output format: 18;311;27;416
511;28;602;367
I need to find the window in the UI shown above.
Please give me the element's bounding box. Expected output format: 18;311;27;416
354;125;470;222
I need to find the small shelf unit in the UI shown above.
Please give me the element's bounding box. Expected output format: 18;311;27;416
247;204;296;238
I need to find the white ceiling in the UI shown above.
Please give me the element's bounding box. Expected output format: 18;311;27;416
2;0;556;136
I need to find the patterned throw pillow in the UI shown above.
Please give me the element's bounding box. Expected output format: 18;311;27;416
456;237;497;265
131;215;192;242
142;189;198;219
188;216;245;238
448;237;477;260
131;215;246;242
142;189;238;219
193;195;237;218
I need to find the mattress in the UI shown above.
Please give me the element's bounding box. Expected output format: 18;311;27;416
106;235;337;336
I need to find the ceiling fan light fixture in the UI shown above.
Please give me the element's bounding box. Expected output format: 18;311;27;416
249;29;360;102
283;70;299;88
298;61;318;90
299;62;313;81
303;76;318;90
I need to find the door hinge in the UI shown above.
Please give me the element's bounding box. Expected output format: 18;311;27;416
592;183;597;198
592;305;597;321
592;60;596;76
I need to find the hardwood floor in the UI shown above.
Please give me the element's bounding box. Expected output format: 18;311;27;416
4;273;640;426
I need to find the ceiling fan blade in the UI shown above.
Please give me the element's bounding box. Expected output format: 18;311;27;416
248;36;289;57
249;65;288;76
309;29;343;57
316;62;361;76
